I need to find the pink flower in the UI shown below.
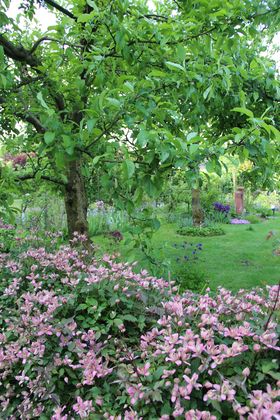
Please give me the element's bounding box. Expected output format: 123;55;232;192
137;362;150;376
242;367;250;377
72;397;94;418
51;406;67;420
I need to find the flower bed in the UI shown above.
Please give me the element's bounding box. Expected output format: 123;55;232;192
0;233;279;418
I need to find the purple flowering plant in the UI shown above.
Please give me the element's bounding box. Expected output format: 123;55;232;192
213;202;230;214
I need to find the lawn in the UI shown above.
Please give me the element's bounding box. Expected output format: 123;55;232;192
93;217;280;292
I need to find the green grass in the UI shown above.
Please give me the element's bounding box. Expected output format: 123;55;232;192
93;218;280;292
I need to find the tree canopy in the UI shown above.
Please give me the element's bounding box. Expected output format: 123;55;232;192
0;0;279;235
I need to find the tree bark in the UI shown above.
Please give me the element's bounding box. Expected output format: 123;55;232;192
64;158;89;238
192;188;204;226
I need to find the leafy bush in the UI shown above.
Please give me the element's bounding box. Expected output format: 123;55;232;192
0;219;15;252
0;233;279;418
244;215;261;224
258;207;273;218
177;215;193;228
177;226;225;237
206;211;230;225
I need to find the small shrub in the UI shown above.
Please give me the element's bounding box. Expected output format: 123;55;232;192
259;207;273;218
0;219;15;252
171;242;207;292
177;215;193;228
206;211;230;224
172;263;207;292
177;226;225;236
245;214;261;224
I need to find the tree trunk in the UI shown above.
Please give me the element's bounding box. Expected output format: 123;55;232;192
64;158;89;238
192;188;204;226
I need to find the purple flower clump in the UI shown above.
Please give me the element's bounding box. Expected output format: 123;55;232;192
230;218;250;224
213;202;230;213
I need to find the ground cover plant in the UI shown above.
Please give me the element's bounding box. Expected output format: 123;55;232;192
177;226;225;237
0;229;279;418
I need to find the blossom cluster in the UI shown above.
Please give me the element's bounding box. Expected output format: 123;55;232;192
4;152;36;168
0;233;279;419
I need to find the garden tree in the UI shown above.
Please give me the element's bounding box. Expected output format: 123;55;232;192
0;0;280;236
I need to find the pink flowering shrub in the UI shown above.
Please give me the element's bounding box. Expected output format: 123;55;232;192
124;288;280;418
0;233;279;418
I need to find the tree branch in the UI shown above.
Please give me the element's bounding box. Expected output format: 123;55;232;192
0;35;39;67
17;172;67;186
43;0;76;21
16;112;46;133
0;35;68;119
29;37;82;54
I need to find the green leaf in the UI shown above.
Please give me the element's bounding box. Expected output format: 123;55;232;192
267;371;280;380
232;107;254;118
92;155;103;165
165;61;186;72
62;135;74;155
44;131;56;145
176;45;186;62
123;160;135;179
187;132;198;142
37;92;49;109
77;13;95;23
160;148;170;162
124;81;134;92
86;0;99;10
113;318;124;326
151;218;161;230
137;129;148;147
87;119;96;133
203;86;212;100
106;97;121;108
149;69;168;78
189;144;199;155
123;314;137;322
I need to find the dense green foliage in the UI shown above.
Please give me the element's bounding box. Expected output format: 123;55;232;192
0;0;279;234
177;226;226;237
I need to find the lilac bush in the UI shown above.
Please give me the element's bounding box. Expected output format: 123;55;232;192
0;233;279;418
